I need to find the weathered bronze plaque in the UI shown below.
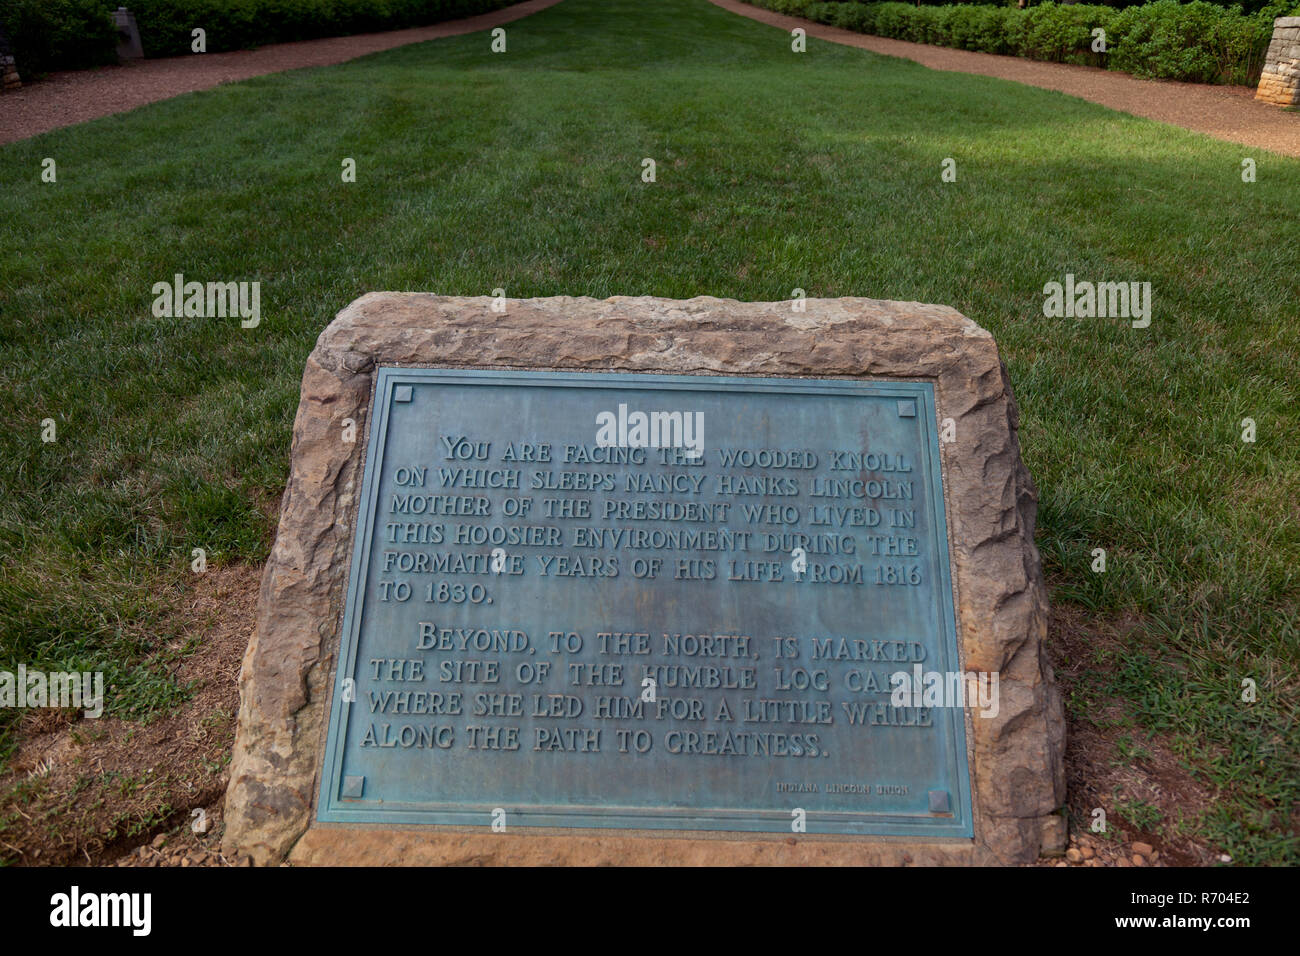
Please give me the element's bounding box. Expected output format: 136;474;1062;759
318;368;973;837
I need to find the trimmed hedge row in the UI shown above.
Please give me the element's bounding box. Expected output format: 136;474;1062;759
750;0;1295;84
0;0;119;76
773;0;1288;11
0;0;516;77
129;0;516;58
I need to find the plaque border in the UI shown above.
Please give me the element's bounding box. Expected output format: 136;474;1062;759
222;294;1067;866
316;368;974;838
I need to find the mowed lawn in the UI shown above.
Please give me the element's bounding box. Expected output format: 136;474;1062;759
0;0;1296;862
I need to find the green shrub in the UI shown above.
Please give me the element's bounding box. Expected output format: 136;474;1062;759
0;0;119;76
0;0;520;71
1021;3;1111;64
1109;1;1273;84
762;0;821;14
745;0;1277;85
128;0;516;57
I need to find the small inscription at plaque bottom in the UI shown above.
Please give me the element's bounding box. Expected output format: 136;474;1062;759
318;369;972;837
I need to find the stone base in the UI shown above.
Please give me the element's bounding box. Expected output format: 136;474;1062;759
291;825;997;866
1255;17;1300;106
1;55;20;91
223;294;1067;867
1255;75;1299;106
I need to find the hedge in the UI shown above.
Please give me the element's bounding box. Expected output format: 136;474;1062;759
773;0;1280;9
128;0;517;59
0;0;517;76
0;0;119;77
4;0;1296;84
762;0;1298;11
749;0;1295;84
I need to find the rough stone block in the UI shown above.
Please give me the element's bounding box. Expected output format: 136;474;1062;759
223;294;1067;866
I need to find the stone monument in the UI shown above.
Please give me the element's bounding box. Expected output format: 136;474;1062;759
1255;17;1300;107
113;8;145;61
0;28;21;91
223;294;1066;865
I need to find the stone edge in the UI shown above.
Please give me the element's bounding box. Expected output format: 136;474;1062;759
221;292;1066;866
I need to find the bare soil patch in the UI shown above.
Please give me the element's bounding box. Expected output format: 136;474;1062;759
0;562;1228;867
1041;604;1224;868
0;564;256;866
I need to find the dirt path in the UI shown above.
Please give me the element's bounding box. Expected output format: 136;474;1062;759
711;0;1300;158
0;0;564;146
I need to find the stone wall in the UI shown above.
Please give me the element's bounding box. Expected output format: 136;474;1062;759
1256;17;1300;107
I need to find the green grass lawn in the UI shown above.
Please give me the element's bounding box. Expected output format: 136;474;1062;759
1;0;1296;863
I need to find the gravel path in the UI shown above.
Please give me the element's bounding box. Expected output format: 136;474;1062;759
711;0;1300;158
0;0;563;145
